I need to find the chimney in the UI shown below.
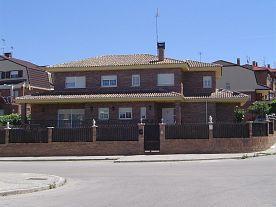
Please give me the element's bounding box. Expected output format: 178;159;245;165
252;61;256;66
157;42;165;61
268;64;271;68
236;58;240;65
3;52;12;58
256;62;258;67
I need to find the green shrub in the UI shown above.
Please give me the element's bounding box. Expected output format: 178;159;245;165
234;107;245;123
0;114;22;126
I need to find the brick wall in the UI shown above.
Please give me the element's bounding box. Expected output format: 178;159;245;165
53;68;183;93
182;71;216;96
216;103;236;123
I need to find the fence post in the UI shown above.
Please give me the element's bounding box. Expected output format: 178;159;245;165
47;127;54;143
208;116;213;139
247;121;253;138
159;119;166;141
138;122;145;153
92;119;97;142
4;122;11;144
266;115;270;136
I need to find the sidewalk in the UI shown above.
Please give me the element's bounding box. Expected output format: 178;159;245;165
0;144;275;163
0;173;66;196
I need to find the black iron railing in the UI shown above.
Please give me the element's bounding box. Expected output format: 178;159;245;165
213;123;249;138
165;124;209;139
9;128;48;143
97;125;138;141
0;129;5;144
252;123;268;137
52;128;93;142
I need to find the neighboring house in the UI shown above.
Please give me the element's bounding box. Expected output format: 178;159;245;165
0;53;52;115
214;59;271;108
16;43;248;127
243;62;276;100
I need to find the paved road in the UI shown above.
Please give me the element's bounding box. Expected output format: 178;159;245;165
0;156;275;207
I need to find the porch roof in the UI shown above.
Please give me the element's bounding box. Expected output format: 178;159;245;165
16;89;248;104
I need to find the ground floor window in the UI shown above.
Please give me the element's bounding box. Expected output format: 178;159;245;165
57;109;85;128
140;107;146;120
98;108;109;120
119;107;132;120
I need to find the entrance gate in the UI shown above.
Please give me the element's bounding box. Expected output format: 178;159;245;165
144;124;160;151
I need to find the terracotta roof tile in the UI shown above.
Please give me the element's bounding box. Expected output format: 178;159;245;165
49;54;219;68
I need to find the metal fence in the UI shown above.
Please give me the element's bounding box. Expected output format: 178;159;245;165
165;124;209;139
52;127;92;142
0;130;5;144
213;123;249;138
97;124;138;141
9;128;48;143
252;123;268;137
269;122;274;134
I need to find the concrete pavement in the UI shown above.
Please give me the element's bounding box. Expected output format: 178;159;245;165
0;173;66;196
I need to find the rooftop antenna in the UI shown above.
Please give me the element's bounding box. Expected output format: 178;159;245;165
10;46;14;55
262;57;266;66
155;8;159;42
199;51;202;62
1;38;5;54
246;56;251;64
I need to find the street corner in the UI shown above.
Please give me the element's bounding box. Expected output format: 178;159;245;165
0;172;66;197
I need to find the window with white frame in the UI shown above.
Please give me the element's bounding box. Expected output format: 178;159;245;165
65;76;86;88
203;76;212;88
10;71;19;78
57;109;85;128
101;75;117;87
98;108;109;120
140;107;146;119
132;74;140;87
119;107;132;120
157;73;174;86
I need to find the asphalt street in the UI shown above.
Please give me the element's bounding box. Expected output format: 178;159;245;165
0;156;275;207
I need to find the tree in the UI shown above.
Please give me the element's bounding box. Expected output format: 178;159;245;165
270;99;276;114
248;101;271;119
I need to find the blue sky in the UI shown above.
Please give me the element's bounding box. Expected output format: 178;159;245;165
0;0;275;66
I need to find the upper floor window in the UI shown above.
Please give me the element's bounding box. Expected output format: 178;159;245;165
225;82;231;90
132;74;140;87
119;107;132;120
101;75;117;87
203;76;212;88
65;76;86;89
157;73;174;86
3;70;23;79
10;71;19;78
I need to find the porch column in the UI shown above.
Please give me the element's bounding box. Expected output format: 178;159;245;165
175;102;182;124
21;103;27;124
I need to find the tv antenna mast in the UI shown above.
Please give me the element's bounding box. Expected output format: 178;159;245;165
1;38;5;54
155;8;160;42
199;51;203;62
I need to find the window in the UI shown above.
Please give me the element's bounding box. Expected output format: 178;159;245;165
132;74;140;87
140;107;146;119
225;82;231;90
98;108;109;120
65;76;86;88
119;107;132;120
203;76;212;88
57;109;85;128
0;72;5;79
157;73;174;86
101;75;117;87
13;90;19;98
0;109;4;116
10;71;19;78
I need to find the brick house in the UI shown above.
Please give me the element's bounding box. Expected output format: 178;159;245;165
214;59;271;109
0;53;52;115
16;43;248;127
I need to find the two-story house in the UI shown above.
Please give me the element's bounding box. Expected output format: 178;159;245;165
243;62;276;100
0;53;52;115
214;59;271;108
16;43;248;127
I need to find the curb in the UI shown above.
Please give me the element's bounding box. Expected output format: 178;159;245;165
0;176;66;197
114;153;276;163
0;158;118;162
